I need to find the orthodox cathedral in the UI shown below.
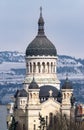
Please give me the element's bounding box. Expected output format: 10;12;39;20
13;7;75;130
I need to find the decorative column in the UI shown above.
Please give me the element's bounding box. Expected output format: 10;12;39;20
49;62;51;74
40;62;42;73
45;62;47;73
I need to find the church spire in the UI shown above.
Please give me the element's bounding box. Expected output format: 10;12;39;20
66;73;68;80
40;6;42;17
38;7;45;35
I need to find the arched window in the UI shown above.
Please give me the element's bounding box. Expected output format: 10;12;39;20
37;62;41;73
30;62;32;73
54;115;56;123
20;100;22;105
33;62;36;73
67;93;70;98
42;62;45;73
33;93;36;99
23;124;25;130
46;116;48;127
23;100;25;104
34;124;36;130
64;93;66;99
30;93;32;99
49;113;53;127
47;62;49;73
34;120;36;130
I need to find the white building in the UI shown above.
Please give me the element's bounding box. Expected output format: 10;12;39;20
13;7;74;130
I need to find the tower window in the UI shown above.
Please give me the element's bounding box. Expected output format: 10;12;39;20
30;93;32;99
37;62;41;73
20;100;22;105
67;93;70;98
46;116;48;127
33;93;36;99
53;62;56;73
33;62;36;73
64;93;66;99
34;124;36;130
47;62;49;73
34;120;36;130
30;63;32;73
42;62;45;73
49;113;53;127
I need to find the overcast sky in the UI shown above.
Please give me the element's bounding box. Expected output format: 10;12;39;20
0;0;84;58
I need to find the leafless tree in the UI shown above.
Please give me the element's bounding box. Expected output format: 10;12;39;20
45;113;84;130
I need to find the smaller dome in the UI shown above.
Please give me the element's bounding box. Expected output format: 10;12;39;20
29;78;39;89
14;89;27;98
62;78;73;89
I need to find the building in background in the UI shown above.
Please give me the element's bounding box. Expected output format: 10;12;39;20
75;104;84;121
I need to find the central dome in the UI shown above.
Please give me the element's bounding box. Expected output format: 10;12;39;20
26;35;57;56
26;7;57;57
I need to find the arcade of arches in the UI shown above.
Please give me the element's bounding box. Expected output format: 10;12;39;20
26;61;56;74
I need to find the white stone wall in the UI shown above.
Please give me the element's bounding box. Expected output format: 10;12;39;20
62;89;73;105
24;55;60;90
61;89;73;117
28;89;40;105
25;56;57;75
17;97;27;109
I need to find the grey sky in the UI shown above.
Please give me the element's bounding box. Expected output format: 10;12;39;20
0;0;84;58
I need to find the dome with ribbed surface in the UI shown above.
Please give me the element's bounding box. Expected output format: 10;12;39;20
14;89;27;98
62;78;73;89
26;7;57;57
26;35;57;56
29;78;39;89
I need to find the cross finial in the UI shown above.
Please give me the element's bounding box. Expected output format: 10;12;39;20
49;90;53;97
40;6;42;17
38;6;44;35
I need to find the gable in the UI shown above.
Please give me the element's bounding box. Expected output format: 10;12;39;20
41;98;60;116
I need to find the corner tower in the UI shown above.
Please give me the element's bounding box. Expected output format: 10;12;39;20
24;7;60;90
61;77;73;117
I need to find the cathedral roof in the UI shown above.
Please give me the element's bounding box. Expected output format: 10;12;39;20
62;77;73;89
26;36;57;56
14;89;27;98
26;7;57;57
39;85;59;98
29;78;39;89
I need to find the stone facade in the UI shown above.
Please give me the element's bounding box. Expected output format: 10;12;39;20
13;8;75;130
24;55;60;90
